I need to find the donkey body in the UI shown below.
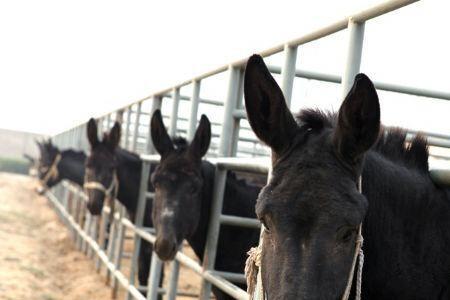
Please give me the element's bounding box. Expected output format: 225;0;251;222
36;140;86;188
85;120;160;293
150;110;261;299
244;55;450;299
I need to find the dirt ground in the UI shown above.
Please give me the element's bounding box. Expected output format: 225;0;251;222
0;173;202;300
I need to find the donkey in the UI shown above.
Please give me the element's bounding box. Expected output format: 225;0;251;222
36;139;86;190
84;119;160;295
243;54;450;300
150;109;262;299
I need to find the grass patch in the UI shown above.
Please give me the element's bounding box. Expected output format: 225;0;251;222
21;265;46;279
41;294;57;300
0;157;29;175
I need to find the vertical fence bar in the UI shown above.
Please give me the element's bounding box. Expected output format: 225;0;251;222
112;205;127;297
97;116;104;136
146;252;163;300
96;207;109;272
230;69;244;157
199;168;227;299
124;107;132;149
169;88;180;137
166;259;181;300
218;66;241;156
341;19;365;97
116;110;124;123
126;161;151;300
187;80;201;140
146;96;163;154
106;114;112;130
281;45;298;107
132;102;142;152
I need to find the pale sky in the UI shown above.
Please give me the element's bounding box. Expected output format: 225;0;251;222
0;0;449;136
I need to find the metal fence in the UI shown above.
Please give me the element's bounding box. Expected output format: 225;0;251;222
46;0;450;299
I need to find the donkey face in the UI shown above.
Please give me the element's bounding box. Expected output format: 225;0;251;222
150;110;211;261
244;55;380;300
36;139;61;187
85;118;121;215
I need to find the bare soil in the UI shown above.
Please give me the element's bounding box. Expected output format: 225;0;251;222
0;173;202;300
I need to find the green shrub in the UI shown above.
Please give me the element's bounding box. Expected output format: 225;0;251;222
0;157;29;175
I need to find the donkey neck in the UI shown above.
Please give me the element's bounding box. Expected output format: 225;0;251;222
114;148;143;215
58;150;86;187
362;151;450;298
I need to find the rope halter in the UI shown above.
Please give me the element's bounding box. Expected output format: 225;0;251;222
245;177;365;300
84;172;119;234
40;153;62;186
83;172;119;200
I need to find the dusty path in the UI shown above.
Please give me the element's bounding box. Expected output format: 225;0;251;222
0;173;112;300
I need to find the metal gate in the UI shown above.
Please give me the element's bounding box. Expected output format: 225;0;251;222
46;0;450;299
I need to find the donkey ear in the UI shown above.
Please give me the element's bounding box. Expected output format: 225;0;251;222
334;74;380;163
244;54;298;159
106;121;121;150
35;139;43;152
151;109;174;157
87;118;99;148
189;115;211;160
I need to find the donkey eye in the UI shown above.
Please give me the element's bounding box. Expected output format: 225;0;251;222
260;217;271;233
337;226;357;243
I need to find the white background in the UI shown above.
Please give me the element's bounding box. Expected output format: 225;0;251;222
0;0;448;135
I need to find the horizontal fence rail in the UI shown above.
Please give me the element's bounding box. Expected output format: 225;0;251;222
43;0;450;299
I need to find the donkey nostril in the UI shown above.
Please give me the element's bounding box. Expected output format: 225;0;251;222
155;237;177;261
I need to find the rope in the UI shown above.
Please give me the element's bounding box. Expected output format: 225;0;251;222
83;173;118;199
246;176;365;300
40;154;62;186
245;229;266;300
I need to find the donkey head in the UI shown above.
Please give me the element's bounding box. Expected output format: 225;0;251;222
150;109;211;261
36;139;61;188
244;55;380;300
84;118;121;215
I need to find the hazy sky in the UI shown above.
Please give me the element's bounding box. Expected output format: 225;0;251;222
0;0;449;136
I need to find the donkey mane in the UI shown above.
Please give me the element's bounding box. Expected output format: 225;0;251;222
296;108;429;174
172;136;189;150
64;149;86;159
116;147;140;161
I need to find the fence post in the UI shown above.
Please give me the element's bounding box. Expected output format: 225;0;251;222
218;66;241;156
187;80;201;140
112;205;127;297
146;252;164;300
341;19;365;98
116;110;124;125
124;106;132;149
106;114;112;130
230;69;244;157
169;88;180;137
126;161;152;300
199;167;228;299
132;102;142;152
281;45;298;107
166;258;181;300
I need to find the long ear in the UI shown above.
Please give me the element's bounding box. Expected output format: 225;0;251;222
244;54;298;159
334;73;380;164
106;121;121;150
151;110;174;157
35;139;43;153
189;115;211;160
87;118;99;148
